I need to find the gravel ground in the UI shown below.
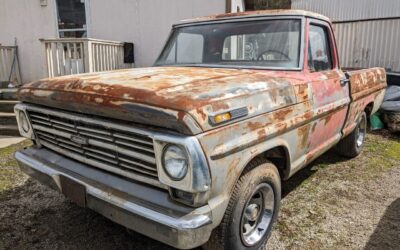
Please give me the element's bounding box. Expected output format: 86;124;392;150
0;131;399;250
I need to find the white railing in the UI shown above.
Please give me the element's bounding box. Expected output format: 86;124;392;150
0;45;22;85
40;38;133;78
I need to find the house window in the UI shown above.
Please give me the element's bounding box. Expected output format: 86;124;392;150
56;0;87;38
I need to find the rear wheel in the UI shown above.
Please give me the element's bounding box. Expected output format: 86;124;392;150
204;159;281;250
336;112;367;158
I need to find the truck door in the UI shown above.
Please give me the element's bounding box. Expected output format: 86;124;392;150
305;20;350;162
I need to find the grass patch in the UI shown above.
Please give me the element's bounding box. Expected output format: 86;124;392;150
0;140;32;193
364;133;400;174
273;131;400;248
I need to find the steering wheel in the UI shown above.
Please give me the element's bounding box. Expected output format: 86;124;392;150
257;50;290;61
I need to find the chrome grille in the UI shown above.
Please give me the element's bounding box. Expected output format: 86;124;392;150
26;107;163;188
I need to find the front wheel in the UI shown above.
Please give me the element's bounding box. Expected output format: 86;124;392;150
204;159;281;250
336;112;367;158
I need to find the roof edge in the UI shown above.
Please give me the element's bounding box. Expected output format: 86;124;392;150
177;9;330;26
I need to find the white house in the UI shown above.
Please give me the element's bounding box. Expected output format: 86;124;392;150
0;0;231;83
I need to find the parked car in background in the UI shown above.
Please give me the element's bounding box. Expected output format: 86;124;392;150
14;10;386;249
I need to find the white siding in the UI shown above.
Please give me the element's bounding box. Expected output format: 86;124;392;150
292;0;400;22
0;0;225;83
87;0;225;67
0;0;58;83
333;19;400;72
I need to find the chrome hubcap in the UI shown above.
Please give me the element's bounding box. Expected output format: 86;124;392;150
240;183;275;246
356;115;367;147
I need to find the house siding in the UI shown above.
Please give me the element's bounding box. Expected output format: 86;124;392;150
293;0;400;73
0;0;58;83
0;0;225;83
292;0;400;22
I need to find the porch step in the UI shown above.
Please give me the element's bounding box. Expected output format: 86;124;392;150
0;112;17;126
0;125;20;136
0;88;18;100
0;100;19;113
0;81;9;89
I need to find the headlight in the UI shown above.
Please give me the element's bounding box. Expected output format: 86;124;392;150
18;111;30;133
162;144;189;181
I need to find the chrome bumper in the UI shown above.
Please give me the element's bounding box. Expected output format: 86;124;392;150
15;147;213;249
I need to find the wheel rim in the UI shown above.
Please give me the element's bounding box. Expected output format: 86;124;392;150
240;183;275;246
356;115;367;147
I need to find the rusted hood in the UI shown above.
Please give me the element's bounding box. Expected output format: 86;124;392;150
18;67;299;135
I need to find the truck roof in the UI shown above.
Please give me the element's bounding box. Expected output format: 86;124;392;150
177;9;330;26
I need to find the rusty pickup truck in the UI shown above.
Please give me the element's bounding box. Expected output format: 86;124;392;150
14;10;386;250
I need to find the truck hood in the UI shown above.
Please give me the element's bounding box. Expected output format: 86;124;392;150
19;67;299;135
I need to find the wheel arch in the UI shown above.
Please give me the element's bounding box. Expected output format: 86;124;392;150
365;102;374;117
238;144;291;183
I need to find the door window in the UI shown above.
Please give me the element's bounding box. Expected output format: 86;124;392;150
308;25;332;72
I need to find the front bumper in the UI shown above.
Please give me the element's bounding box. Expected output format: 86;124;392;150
15;147;213;249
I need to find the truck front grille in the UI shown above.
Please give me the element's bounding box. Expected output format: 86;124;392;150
26;107;164;188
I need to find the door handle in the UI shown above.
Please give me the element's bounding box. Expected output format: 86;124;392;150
340;78;350;86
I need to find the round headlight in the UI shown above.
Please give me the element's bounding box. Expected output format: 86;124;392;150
162;144;189;181
18;111;30;133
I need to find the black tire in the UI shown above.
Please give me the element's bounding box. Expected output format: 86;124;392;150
336;112;367;158
203;158;281;250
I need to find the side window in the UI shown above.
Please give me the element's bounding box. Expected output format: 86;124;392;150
308;25;332;72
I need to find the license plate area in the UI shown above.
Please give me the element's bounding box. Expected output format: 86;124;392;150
60;175;86;207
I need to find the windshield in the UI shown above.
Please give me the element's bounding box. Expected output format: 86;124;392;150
155;19;302;69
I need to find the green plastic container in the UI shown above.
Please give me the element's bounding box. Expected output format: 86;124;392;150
370;112;384;130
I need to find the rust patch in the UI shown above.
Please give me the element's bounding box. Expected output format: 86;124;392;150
210;102;230;112
272;107;294;121
247;122;264;131
196;108;207;121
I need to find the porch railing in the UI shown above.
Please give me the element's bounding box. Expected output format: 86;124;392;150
40;38;133;78
0;45;22;85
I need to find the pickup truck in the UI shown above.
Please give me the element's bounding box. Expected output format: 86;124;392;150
14;10;386;250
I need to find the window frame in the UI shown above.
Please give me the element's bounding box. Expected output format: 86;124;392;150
54;0;90;38
307;19;338;72
155;16;306;71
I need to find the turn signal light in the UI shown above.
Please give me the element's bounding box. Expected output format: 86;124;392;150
213;112;232;124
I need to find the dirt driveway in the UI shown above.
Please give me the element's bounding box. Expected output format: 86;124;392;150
0;131;399;250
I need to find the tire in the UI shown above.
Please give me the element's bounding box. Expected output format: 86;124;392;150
336;112;367;158
203;158;281;250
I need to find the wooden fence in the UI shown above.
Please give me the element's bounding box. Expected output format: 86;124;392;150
0;45;22;85
41;38;133;78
